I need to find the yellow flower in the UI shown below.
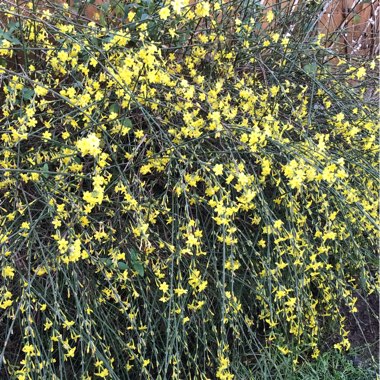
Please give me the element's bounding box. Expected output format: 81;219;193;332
22;344;35;356
134;130;144;139
258;239;266;248
35;85;48;97
95;368;109;378
281;37;289;46
277;345;291;355
272;33;280;43
195;2;210;17
58;238;69;254
42;131;52;140
21;222;30;230
62;131;70;139
159;295;169;303
57;50;69;63
76;133;101;156
172;0;185;14
2;265;15;279
62;320;75;329
213;164;223;176
322;231;336;241
174;287;188;296
356;67;366;80
266;9;274;23
276;261;288;270
44;320;53;330
0;39;12;57
312;347;320;359
0;299;13;309
65;346;76;359
265;319;278;328
159;282;169;293
159;7;171;20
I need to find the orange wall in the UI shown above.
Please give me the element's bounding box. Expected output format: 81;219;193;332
262;0;379;56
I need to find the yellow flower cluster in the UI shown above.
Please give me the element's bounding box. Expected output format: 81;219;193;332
76;134;101;157
0;1;377;379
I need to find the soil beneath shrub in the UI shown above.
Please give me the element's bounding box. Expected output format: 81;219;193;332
343;292;379;365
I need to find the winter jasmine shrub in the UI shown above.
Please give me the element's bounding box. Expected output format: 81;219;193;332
0;1;378;379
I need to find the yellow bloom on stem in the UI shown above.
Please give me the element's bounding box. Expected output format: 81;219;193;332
76;133;101;157
95;368;109;378
213;164;223;176
266;10;274;23
159;7;171;20
2;265;15;279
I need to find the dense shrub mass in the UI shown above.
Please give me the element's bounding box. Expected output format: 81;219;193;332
0;1;378;379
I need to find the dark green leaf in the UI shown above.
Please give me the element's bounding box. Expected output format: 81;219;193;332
99;258;129;271
121;117;132;128
132;261;144;276
42;163;49;179
110;103;120;115
22;87;34;101
130;248;144;277
304;63;317;75
99;258;113;267
117;261;129;271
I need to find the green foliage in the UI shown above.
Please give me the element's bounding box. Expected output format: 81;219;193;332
0;0;378;379
236;348;378;379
